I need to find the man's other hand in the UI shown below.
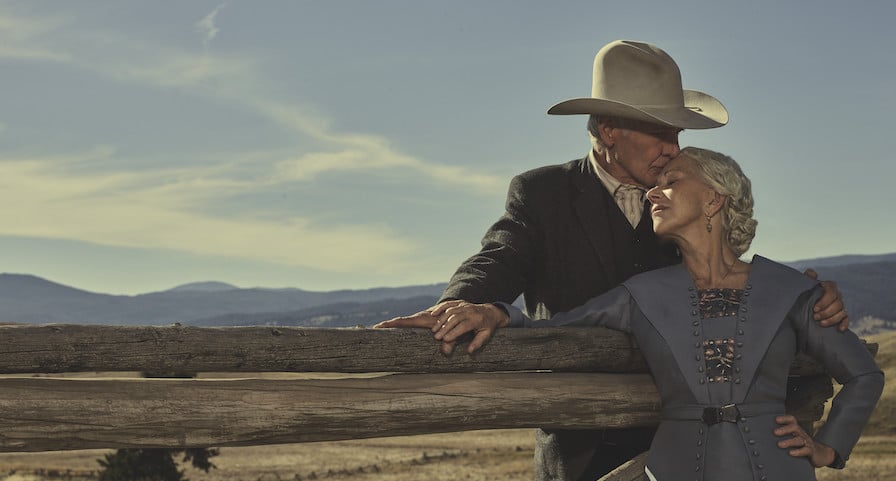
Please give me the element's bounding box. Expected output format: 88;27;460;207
804;269;849;331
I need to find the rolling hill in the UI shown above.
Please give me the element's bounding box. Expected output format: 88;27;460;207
0;252;892;328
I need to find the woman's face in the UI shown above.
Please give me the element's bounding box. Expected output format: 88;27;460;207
647;155;718;240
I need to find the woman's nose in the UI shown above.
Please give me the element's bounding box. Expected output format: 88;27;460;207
646;185;663;204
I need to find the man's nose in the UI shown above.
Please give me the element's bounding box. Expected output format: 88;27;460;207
664;140;680;158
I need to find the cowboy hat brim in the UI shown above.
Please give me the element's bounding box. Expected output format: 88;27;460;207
547;89;729;130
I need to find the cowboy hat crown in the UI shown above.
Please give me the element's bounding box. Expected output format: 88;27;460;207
548;40;728;129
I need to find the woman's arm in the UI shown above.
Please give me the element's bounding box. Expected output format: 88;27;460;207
791;286;885;468
500;285;636;333
421;285;638;355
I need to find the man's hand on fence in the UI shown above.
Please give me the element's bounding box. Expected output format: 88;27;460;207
374;300;509;355
429;300;509;355
373;304;461;354
374;308;441;329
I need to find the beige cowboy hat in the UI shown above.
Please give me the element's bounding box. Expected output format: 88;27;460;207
548;40;729;129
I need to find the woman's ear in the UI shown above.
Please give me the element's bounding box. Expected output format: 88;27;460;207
706;192;726;217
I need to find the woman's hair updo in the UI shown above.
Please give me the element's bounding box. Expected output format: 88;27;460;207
678;146;757;257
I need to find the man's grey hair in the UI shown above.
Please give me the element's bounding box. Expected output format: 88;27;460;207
587;115;607;150
587;115;648;152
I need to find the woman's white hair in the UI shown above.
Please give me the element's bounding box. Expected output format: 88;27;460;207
679;146;757;257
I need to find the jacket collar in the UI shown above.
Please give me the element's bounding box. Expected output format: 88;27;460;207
623;255;819;403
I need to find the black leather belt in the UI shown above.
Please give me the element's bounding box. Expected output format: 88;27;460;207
662;402;783;425
702;404;741;425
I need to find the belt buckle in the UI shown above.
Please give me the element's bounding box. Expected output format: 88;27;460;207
702;404;740;425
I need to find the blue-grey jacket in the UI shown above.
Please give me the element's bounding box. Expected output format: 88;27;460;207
502;255;884;481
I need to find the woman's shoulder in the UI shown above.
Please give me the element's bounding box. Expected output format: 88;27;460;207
748;255;818;290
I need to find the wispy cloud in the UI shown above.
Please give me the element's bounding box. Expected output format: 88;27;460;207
0;11;72;62
252;100;507;193
0;6;504;275
196;3;226;47
0;152;418;273
1;7;506;193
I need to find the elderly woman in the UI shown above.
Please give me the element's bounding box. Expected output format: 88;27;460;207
427;147;883;481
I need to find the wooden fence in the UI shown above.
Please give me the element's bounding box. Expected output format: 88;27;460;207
0;324;860;455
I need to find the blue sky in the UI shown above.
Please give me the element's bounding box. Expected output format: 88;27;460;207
0;1;893;295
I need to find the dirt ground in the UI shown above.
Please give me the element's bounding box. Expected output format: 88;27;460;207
1;431;894;481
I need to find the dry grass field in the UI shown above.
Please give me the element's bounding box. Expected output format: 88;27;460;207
2;331;895;481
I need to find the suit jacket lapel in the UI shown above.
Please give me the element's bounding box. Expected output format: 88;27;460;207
570;157;619;284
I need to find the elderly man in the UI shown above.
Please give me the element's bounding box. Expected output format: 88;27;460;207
376;40;847;481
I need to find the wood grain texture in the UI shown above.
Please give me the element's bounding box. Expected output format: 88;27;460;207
0;325;861;452
0;324;645;374
0;325;872;375
0;373;661;452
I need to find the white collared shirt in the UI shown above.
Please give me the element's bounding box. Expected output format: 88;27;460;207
588;149;647;228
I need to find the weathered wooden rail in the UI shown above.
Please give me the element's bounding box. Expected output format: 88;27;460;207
0;324;865;454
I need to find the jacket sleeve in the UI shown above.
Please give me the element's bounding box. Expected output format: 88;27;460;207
439;174;539;305
499;285;635;333
792;285;885;467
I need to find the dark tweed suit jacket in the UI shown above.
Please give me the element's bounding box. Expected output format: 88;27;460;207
502;256;883;481
441;156;679;481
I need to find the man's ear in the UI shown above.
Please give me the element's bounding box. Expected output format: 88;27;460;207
598;118;616;147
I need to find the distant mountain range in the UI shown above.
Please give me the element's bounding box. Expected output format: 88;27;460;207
1;252;893;330
0;274;447;326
